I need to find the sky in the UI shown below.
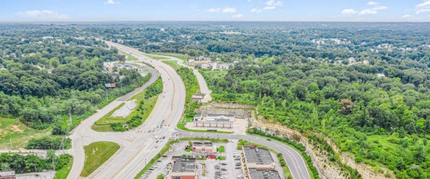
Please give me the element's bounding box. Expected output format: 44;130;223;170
1;0;430;22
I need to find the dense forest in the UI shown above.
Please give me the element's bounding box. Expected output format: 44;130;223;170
2;22;430;178
0;26;146;135
89;22;430;178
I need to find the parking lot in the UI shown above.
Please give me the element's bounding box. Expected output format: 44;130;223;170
140;140;247;179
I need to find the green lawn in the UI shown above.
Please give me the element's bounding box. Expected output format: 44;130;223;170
0;118;49;149
161;60;181;71
153;52;192;63
81;141;120;177
92;89;159;132
54;155;73;179
145;53;170;60
120;51;138;61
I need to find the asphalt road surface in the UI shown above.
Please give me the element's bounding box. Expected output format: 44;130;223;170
66;42;312;179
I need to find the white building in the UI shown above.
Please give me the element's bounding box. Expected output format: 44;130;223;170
193;113;203;121
207;114;235;122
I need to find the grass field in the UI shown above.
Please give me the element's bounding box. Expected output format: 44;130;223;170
0;118;49;149
153;52;192;63
144;53;170;60
81;141;120;177
161;60;181;71
54;155;74;179
120;51;138;61
92;89;159;132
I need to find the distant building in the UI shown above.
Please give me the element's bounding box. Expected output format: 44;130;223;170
0;65;6;70
348;57;356;64
192;141;214;153
242;146;276;170
217;63;233;70
191;94;204;103
168;157;197;179
200;63;211;70
0;171;16;179
207;114;235;122
195;56;210;61
248;169;281;179
193;113;203;121
377;73;386;78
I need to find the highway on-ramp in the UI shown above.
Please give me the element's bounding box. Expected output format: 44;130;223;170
66;42;312;179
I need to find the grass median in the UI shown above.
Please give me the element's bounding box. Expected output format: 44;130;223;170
92;77;161;132
81;141;120;177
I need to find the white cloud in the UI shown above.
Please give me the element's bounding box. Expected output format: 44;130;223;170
18;10;69;20
222;7;237;13
265;0;283;6
208;8;221;13
104;0;119;5
359;9;378;15
233;14;243;18
401;14;413;18
207;7;236;13
367;1;378;5
250;8;263;13
416;8;430;14
416;0;430;8
263;6;276;10
341;9;358;14
371;6;387;11
250;0;283;14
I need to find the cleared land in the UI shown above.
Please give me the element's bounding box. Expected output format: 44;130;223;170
0;118;49;149
81;141;120;177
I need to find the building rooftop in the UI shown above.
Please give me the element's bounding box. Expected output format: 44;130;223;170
207;113;235;117
249;169;281;179
243;146;274;165
193;142;203;146
172;157;196;173
0;171;16;177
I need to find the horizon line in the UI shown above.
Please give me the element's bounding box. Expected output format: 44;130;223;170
0;20;430;23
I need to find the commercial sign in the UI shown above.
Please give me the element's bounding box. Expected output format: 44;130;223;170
105;83;116;88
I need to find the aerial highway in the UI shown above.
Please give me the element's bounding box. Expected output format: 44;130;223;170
153;54;212;103
66;42;312;179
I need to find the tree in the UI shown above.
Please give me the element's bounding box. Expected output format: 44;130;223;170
339;99;353;114
49;58;60;68
292;84;307;101
217;145;225;153
157;174;164;179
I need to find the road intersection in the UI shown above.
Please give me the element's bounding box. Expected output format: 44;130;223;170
66;42;312;179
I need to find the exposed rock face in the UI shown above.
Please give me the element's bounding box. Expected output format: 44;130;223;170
252;118;394;179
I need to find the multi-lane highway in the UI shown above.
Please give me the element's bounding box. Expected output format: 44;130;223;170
153;54;212;103
66;42;312;179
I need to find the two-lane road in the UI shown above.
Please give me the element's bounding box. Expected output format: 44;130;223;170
176;130;312;179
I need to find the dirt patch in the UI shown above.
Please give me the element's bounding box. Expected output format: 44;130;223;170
12;125;24;133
